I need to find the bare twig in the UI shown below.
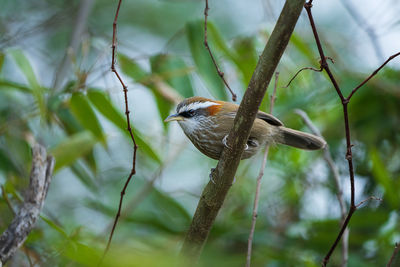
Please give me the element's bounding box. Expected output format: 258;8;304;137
347;52;400;100
246;72;279;267
283;66;322;88
303;1;400;266
0;144;54;264
294;109;348;267
355;196;382;208
387;243;400;267
180;1;305;263
203;0;237;101
283;57;334;88
103;0;139;257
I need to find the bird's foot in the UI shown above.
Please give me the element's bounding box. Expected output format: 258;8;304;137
223;135;248;150
222;135;230;149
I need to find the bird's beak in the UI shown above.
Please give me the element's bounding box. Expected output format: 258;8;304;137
164;113;184;122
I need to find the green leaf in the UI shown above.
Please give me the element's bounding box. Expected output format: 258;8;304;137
8;49;46;116
87;89;126;130
133;130;162;164
70;92;104;142
87;89;161;163
40;215;69;238
70;162;98;192
150;54;193;98
0;79;32;93
51;131;98;171
117;55;173;129
186;21;227;100
0;52;4;72
118;53;148;82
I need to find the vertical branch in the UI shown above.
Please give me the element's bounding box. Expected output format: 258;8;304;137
203;0;237;101
246;72;279;267
304;1;400;266
103;0;139;257
180;0;305;263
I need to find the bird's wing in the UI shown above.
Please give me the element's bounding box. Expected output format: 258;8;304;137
256;111;284;126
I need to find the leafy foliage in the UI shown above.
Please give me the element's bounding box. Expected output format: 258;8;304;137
0;0;399;266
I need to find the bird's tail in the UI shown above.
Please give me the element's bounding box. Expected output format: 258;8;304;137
275;127;326;150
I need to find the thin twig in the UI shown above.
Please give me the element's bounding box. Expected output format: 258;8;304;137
387;243;400;267
304;2;399;266
283;57;334;88
355;196;382;209
346;52;400;101
283;66;322;88
103;0;138;258
294;109;348;267
246;72;279;267
203;0;237;101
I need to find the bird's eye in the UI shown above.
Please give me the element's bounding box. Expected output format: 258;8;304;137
180;109;196;118
187;109;195;117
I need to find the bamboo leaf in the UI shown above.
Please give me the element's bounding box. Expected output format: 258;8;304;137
88;89;161;163
51;131;98;171
8;49;46;116
70;92;104;142
186;21;227;100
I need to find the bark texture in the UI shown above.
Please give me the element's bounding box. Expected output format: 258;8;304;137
180;0;306;262
0;144;54;264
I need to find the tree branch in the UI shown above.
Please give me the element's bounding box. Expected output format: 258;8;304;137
180;0;305;263
103;0;139;258
0;144;54;264
387;242;400;267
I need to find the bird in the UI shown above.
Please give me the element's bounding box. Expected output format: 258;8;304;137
164;96;326;160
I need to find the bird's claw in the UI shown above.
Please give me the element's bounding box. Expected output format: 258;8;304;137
223;135;248;150
222;135;230;149
209;168;216;184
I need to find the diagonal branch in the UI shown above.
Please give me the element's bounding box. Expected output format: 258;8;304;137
180;0;305;263
0;144;54;264
387;242;400;267
346;52;400;100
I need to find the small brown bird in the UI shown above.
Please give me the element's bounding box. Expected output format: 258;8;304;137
165;96;326;160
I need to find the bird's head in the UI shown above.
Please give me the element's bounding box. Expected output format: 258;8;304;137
164;96;224;134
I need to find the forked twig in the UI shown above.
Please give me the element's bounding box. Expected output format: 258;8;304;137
304;1;400;266
204;0;237;101
246;72;279;267
103;0;138;258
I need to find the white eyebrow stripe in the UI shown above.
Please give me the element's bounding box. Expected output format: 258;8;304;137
178;101;220;113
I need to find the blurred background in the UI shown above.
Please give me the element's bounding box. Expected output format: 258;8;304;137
0;0;399;266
